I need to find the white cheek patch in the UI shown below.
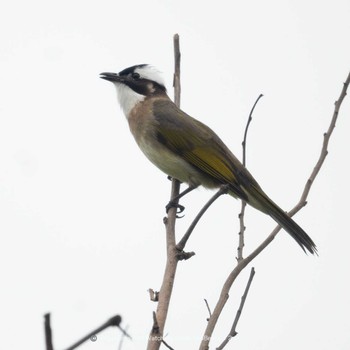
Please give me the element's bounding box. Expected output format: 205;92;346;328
115;83;145;118
135;65;165;87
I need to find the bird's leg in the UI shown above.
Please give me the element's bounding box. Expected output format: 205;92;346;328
166;185;198;214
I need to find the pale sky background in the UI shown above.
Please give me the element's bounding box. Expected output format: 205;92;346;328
1;1;350;349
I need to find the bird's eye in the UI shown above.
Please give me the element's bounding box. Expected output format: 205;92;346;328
131;72;140;80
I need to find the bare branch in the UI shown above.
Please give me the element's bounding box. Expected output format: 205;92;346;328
63;315;124;350
199;72;350;350
298;71;350;207
118;324;129;350
204;299;212;321
237;203;247;262
238;94;263;261
147;33;182;350
44;313;54;350
173;33;181;107
162;339;175;350
216;267;256;349
242;94;264;166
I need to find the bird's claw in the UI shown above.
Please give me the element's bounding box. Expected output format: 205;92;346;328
166;200;185;218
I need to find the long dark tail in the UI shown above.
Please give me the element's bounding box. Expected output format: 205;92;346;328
268;203;317;255
245;185;317;255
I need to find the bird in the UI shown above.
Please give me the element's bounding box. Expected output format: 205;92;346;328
100;64;317;255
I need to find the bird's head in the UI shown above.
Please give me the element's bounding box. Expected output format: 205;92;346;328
100;64;166;117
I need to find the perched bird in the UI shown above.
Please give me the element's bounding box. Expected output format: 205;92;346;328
100;64;317;254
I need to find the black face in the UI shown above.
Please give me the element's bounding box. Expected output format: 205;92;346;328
100;64;166;96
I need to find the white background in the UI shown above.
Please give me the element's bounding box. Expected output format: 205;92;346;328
1;1;350;349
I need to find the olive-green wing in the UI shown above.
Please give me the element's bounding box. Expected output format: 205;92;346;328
152;101;317;254
152;100;250;200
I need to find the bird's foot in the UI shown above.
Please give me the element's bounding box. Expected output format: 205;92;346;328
166;200;185;217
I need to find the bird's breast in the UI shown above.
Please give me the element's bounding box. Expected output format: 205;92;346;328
127;103;206;187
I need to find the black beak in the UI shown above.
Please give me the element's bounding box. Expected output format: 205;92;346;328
100;72;124;83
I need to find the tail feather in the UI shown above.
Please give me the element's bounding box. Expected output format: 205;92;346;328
268;204;317;255
244;185;317;255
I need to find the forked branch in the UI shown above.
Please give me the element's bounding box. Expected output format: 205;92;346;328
199;71;350;350
216;267;256;349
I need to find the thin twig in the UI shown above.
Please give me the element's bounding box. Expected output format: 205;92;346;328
242;94;263;166
216;267;256;349
162;339;175;350
199;72;350;350
204;299;212;321
176;185;229;251
118;324;129;350
237;94;264;261
237;203;247;262
119;324;132;340
44;313;54;350
173;33;181;107
298;71;350;207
